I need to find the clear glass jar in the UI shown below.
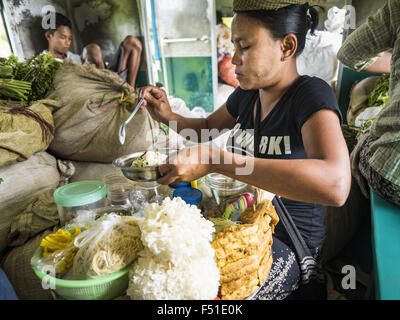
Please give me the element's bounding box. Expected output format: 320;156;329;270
201;174;254;219
129;181;172;216
205;173;248;197
102;170;135;207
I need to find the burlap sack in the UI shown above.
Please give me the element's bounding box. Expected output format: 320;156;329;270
0;152;60;255
0;100;57;168
0;189;60;300
7;189;60;248
1;228;58;300
69;161;116;183
46;61;159;163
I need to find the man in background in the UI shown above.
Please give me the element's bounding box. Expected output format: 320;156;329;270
44;12;81;64
44;13;143;88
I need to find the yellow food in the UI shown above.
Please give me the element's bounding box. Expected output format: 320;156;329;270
39;226;86;274
211;200;279;300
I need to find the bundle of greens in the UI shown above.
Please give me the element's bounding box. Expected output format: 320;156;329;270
0;64;31;102
0;52;62;104
0;65;12;78
367;74;390;108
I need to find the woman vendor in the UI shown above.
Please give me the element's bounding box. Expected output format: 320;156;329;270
140;0;351;299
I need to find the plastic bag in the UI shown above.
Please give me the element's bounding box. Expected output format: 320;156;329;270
297;30;343;85
297;6;345;86
324;6;346;33
32;227;83;275
71;214;143;280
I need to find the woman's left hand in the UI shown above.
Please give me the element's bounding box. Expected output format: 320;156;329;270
157;145;217;185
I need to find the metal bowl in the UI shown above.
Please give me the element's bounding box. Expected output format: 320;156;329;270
113;152;162;182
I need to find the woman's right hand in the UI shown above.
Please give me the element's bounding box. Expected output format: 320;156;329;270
139;85;175;124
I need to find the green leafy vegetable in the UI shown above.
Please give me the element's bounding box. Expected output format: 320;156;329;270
0;52;62;104
0;65;13;78
367;74;390;108
132;152;149;168
354;74;391;138
0;78;31;101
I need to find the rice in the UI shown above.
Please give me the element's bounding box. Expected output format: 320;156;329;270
132;151;167;167
127;197;220;300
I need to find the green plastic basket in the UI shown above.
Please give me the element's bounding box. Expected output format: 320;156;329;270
31;248;131;300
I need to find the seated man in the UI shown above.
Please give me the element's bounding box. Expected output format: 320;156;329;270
43;12;81;64
44;13;142;88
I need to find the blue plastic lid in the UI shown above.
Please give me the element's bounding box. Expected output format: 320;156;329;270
173;187;203;205
169;182;191;189
54;181;107;207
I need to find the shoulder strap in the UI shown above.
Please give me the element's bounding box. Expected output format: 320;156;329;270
272;196;313;258
272;196;326;288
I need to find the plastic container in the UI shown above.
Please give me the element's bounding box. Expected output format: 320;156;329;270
173;187;203;210
102;170;135;207
168;182;191;198
54;181;107;226
31;248;130;300
168;182;191;189
201;174;251;219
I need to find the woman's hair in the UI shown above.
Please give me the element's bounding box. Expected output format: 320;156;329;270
236;3;320;57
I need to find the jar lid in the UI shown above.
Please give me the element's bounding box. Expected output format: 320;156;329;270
173;187;203;205
54;181;107;207
169;182;191;189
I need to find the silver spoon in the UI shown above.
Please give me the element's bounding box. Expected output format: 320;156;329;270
119;98;146;145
